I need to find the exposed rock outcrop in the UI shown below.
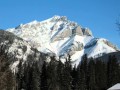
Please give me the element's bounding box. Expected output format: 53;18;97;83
73;26;83;36
62;42;84;56
82;28;92;36
103;40;119;50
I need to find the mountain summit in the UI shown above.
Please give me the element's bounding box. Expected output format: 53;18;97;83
7;15;119;66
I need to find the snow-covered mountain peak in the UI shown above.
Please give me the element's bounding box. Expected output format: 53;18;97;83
50;15;68;22
6;15;119;66
26;20;38;25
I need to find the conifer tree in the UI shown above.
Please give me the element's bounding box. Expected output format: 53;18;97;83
41;61;48;90
71;65;77;90
95;59;107;90
88;58;96;90
31;62;41;90
56;59;64;90
80;54;88;90
107;55;119;88
62;57;72;90
17;60;24;90
47;56;58;90
25;64;33;90
0;55;15;90
78;68;86;90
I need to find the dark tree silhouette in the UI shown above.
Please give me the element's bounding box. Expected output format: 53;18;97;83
41;61;48;90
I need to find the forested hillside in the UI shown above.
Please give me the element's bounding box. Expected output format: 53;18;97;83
0;53;120;90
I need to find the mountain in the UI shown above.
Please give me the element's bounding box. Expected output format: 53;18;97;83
0;30;44;72
97;51;120;62
7;15;119;66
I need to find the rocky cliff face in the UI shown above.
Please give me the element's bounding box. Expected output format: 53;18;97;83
6;15;119;66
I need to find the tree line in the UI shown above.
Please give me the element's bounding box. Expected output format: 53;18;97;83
0;54;120;90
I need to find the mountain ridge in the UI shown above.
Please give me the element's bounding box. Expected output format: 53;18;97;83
6;15;119;66
0;30;45;72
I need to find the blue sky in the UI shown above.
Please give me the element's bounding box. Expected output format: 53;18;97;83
0;0;120;47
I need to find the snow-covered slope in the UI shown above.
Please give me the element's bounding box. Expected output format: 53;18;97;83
0;30;44;72
7;15;119;66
